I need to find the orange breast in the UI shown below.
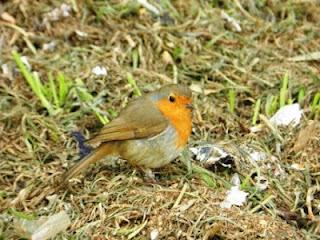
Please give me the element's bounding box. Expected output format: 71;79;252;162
156;99;192;147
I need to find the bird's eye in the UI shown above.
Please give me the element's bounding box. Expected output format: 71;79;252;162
169;95;176;102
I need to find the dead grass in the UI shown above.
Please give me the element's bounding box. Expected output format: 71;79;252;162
0;0;320;239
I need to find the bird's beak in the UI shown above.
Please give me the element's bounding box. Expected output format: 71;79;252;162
186;103;194;110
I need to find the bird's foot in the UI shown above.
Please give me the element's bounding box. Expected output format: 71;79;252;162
137;167;157;184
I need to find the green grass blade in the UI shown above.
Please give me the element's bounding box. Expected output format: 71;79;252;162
8;208;36;220
12;50;55;115
75;78;109;124
259;114;284;142
265;95;274;117
172;47;183;61
12;51;38;94
31;71;43;96
127;73;141;96
33;72;56;115
132;48;139;69
311;92;320;113
75;78;94;102
270;96;278;115
48;72;59;107
279;72;289;108
58;72;69;106
108;108;118;118
96;112;109;124
298;87;305;104
200;173;216;188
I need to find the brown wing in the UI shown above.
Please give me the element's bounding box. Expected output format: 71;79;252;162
86;97;168;145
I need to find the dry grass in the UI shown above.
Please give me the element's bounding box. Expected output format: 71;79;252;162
0;0;320;239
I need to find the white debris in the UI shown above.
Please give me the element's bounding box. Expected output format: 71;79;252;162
254;176;269;191
241;145;268;162
92;66;107;76
43;3;72;23
270;103;303;127
1;63;11;76
221;11;242;32
190;145;212;162
189;83;202;94
291;163;305;171
274;163;285;177
249;151;267;162
220;186;248;208
190;144;228;162
275;142;282;155
14;211;71;240
220;173;248;209
43;41;56;51
230;172;241;186
21;56;32;70
75;30;88;38
190;83;218;95
137;0;160;16
190;144;234;168
150;229;159;240
60;3;71;17
250;125;262;133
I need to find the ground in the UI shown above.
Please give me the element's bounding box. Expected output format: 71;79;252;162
0;0;320;239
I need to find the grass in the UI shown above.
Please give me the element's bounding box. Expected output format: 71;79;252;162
126;73;142;96
12;50;58;116
311;92;320;113
228;89;236;114
1;0;320;239
12;50;109;124
251;70;319;125
74;78;109;124
279;72;289;108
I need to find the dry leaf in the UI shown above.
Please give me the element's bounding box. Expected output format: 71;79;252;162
293;121;319;152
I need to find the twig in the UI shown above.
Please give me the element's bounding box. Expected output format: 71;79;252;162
172;182;189;209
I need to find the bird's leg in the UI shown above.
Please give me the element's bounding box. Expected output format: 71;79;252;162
137;167;157;183
144;168;156;180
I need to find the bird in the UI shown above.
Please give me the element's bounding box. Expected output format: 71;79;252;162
62;84;193;184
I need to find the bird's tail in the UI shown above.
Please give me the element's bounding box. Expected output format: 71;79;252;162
62;143;118;185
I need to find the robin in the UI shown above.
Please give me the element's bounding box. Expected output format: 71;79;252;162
63;84;193;184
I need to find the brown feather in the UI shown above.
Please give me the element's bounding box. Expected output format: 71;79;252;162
86;97;169;146
62;143;119;184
